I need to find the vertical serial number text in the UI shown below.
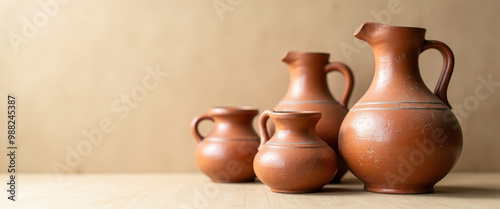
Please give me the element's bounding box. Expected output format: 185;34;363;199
7;95;17;201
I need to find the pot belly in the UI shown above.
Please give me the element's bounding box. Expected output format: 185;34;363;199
339;105;463;193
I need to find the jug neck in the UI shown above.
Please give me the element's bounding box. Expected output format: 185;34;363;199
355;22;426;74
271;112;321;142
281;51;335;101
355;22;433;101
209;107;258;138
213;115;254;126
371;46;425;87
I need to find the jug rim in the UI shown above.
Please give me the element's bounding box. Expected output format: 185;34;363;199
282;51;330;63
284;50;330;56
355;22;426;35
209;106;258;115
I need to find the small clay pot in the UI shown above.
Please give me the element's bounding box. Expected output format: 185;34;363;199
254;110;337;193
191;107;260;183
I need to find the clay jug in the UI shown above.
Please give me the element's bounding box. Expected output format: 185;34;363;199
339;22;463;194
274;51;354;183
191;107;260;183
254;109;337;193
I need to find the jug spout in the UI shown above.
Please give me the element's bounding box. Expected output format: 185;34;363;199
282;51;298;64
353;22;376;43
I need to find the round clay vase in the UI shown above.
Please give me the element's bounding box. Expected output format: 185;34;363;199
254;109;337;193
273;51;354;183
339;22;463;194
191;107;260;183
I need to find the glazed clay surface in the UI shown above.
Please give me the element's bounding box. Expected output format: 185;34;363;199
339;22;463;194
191;107;259;183
254;110;337;193
274;51;354;183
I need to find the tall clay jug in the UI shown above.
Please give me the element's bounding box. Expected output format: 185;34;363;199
339;22;463;194
254;110;337;193
274;51;354;182
191;107;260;183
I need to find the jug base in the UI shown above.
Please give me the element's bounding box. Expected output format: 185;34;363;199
365;185;434;194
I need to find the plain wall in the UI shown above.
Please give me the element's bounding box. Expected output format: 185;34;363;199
0;0;498;173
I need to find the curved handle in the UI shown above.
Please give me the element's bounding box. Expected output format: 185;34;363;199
325;62;354;108
422;40;454;109
258;109;274;150
190;113;214;143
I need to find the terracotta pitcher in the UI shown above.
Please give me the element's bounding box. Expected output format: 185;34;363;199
191;107;260;183
274;51;354;183
339;22;463;194
254;110;337;193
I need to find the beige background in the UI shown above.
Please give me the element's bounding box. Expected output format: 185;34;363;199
0;0;498;174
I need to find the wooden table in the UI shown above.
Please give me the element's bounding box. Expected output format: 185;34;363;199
1;172;499;208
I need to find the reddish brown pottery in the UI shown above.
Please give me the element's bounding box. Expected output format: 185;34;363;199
339;22;463;194
273;51;354;183
254;109;337;193
191;107;260;183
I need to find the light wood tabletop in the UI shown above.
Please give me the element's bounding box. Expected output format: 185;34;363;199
1;172;499;208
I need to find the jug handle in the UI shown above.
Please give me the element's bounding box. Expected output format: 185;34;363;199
422;40;454;109
258;109;274;150
325;62;354;108
190;113;214;143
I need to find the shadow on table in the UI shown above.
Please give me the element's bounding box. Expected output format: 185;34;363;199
302;178;366;196
431;186;500;198
312;185;500;197
319;187;365;194
254;176;499;198
335;177;364;185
